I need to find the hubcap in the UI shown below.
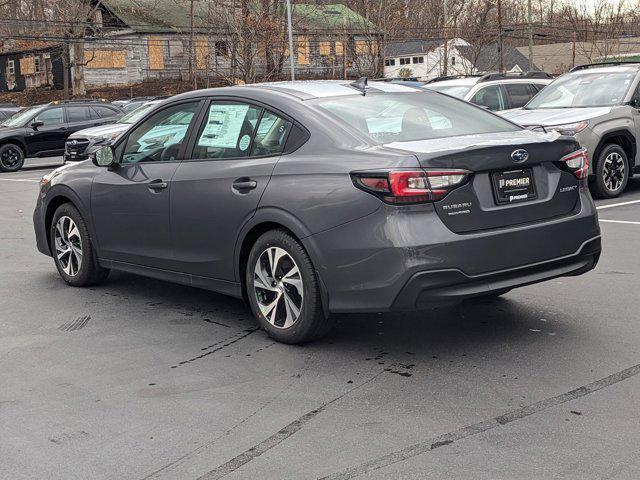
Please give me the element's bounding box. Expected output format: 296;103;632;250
54;216;83;276
1;147;21;168
253;246;303;329
603;152;625;192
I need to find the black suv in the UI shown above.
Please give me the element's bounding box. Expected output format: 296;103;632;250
0;100;122;172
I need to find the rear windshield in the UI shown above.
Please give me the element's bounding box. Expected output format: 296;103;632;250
312;91;520;143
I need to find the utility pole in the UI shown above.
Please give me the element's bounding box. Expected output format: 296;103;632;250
285;0;295;81
442;0;448;76
497;0;504;73
527;0;534;69
189;0;195;88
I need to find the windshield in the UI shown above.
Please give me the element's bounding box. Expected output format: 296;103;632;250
425;84;473;99
526;71;635;108
119;102;158;124
312;91;520;144
0;105;44;127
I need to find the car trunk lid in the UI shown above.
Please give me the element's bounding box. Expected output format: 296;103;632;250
385;131;583;233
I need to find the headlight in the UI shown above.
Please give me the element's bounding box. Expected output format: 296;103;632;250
547;120;589;136
40;163;74;187
40;173;52;187
97;132;123;144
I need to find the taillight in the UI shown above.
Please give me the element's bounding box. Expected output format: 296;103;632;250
352;169;470;204
560;148;588;179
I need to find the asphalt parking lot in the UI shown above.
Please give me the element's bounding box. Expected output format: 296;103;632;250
1;165;639;480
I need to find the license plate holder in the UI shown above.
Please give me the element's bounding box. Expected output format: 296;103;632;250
491;168;537;205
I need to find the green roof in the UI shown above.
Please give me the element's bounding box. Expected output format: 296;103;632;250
99;0;378;34
291;4;377;32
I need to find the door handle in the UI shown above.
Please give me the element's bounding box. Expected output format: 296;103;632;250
232;179;257;191
148;180;168;190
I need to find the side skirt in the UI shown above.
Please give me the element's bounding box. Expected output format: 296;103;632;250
99;259;243;299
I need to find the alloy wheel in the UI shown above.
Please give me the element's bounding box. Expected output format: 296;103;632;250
54;216;83;276
0;146;21;169
253;246;304;329
602;152;625;193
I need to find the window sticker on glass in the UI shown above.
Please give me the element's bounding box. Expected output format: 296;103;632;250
238;134;251;151
199;104;250;148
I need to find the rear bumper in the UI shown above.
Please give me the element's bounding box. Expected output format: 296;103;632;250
304;189;600;313
391;236;600;310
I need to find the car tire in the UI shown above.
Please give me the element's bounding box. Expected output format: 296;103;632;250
0;143;25;172
246;229;332;344
591;144;629;199
50;203;110;287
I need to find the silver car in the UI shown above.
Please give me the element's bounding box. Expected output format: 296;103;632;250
424;72;553;112
502;62;640;198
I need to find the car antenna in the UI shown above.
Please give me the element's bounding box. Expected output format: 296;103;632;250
350;77;368;95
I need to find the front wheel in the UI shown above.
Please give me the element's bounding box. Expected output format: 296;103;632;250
50;203;110;287
591;144;629;199
246;229;332;344
0;143;25;172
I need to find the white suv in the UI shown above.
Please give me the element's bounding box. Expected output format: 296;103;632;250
424;72;553;112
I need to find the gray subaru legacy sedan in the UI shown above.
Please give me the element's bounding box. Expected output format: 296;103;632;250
33;80;601;344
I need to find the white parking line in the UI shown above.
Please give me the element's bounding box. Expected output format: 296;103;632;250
597;199;640;210
600;219;640;225
0;178;40;183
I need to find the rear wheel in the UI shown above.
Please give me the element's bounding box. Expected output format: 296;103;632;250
50;203;110;287
592;144;629;198
246;229;332;344
0;143;25;172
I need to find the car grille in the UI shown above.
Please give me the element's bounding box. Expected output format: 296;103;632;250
65;138;91;159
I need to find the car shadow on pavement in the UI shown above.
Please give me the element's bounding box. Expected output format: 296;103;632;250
76;269;578;371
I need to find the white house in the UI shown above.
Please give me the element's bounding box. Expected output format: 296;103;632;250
384;38;536;80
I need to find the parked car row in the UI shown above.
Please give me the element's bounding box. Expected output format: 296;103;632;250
4;65;637;197
0;96;166;172
424;63;640;198
0;100;123;172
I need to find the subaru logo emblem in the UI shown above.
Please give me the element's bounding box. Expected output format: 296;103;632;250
71;140;77;145
511;149;529;163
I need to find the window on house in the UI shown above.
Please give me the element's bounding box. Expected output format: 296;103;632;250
34;57;41;74
7;60;15;75
412;56;424;64
384;59;396;67
451;56;456;66
215;41;229;57
399;57;411;65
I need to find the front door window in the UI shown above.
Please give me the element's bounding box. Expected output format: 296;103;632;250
122;102;199;164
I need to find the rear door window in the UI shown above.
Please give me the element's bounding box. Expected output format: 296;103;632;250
470;85;505;111
67;106;92;123
504;83;537;109
192;101;261;159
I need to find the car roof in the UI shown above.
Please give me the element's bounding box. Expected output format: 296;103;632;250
568;64;640;76
173;80;420;102
426;78;479;87
427;77;551;88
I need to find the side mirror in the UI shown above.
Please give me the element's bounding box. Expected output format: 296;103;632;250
30;120;44;129
93;145;116;168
